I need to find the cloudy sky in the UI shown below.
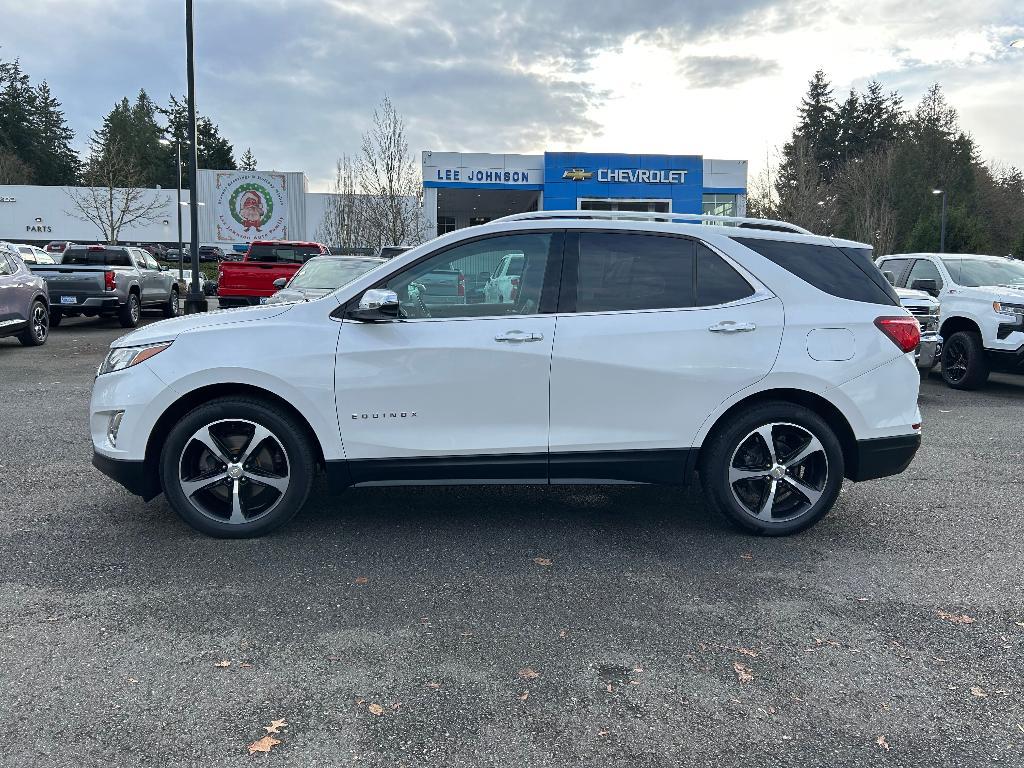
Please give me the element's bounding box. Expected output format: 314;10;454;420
4;0;1023;190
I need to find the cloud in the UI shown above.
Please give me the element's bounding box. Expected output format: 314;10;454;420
677;55;782;88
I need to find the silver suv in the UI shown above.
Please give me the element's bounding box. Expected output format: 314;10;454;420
0;241;50;346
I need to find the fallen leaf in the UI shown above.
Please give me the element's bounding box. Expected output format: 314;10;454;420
214;660;231;668
248;736;281;754
876;735;890;751
240;662;253;669
426;682;441;689
533;557;553;567
597;729;609;737
127;677;138;684
937;610;975;625
733;661;754;684
723;646;758;658
354;576;369;585
518;690;529;701
264;719;288;734
558;629;569;638
970;686;988;698
518;667;540;680
606;683;613;693
367;703;384;716
740;553;753;560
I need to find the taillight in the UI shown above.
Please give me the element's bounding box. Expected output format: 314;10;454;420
104;270;116;292
875;316;920;353
457;270;465;297
510;276;520;302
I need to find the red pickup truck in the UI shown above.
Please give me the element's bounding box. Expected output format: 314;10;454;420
217;240;330;307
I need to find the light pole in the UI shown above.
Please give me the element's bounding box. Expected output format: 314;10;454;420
932;189;947;253
183;0;207;313
159;138;184;281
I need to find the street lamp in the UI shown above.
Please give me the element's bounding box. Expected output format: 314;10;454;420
183;0;208;313
932;189;947;254
158;137;185;281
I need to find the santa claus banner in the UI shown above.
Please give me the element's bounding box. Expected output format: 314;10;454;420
214;171;289;242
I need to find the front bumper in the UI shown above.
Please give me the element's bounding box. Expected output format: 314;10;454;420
916;332;942;370
92;451;160;500
847;433;921;481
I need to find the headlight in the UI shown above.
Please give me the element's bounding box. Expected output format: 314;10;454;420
993;301;1024;316
97;342;172;376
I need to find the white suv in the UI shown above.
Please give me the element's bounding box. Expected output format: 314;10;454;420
877;253;1024;389
90;212;923;538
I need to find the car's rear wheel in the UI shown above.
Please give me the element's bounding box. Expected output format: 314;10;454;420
17;300;49;346
118;292;141;328
159;397;316;538
941;330;989;390
700;402;844;536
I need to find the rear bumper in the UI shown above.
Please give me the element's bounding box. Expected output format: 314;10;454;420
52;296;118;312
92;451;160;501
847;433;921;481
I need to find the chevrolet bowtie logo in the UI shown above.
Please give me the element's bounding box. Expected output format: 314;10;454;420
562;168;593;181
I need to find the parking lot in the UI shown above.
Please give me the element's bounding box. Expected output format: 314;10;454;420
1;314;1022;767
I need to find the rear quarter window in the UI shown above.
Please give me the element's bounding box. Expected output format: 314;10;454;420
734;238;899;306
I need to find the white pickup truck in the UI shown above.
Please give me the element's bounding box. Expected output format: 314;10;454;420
877;253;1024;389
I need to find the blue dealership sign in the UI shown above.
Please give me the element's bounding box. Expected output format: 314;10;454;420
542;152;704;214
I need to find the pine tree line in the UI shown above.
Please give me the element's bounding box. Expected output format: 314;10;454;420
0;53;256;189
749;70;1024;257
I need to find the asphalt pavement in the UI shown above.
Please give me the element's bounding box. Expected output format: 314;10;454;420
1;313;1022;767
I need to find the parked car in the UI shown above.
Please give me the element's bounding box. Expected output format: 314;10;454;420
0;241;50;346
31;245;180;328
482;252;525;304
143;243;169;260
217;240;330;308
44;241;74;259
376;245;411;260
90;211;922;539
267;255;385;304
198;245;225;262
894;287;942;370
878;253;1024;389
15;244;57;265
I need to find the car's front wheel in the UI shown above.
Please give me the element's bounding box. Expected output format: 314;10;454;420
700;402;845;536
160;397;316;538
941;330;989;390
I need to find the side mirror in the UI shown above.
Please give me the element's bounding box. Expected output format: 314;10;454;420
882;270;895;285
348;288;400;322
158;264;168;271
911;278;939;296
272;277;287;289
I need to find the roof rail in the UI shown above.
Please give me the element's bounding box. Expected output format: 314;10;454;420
489;209;813;235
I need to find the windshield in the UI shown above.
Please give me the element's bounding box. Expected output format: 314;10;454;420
289;259;382;290
943;258;1024;287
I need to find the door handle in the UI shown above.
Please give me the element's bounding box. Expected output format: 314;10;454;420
708;321;756;333
494;330;544;343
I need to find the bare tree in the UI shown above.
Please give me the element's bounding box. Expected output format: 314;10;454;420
316;155;369;250
358;96;427;250
775;135;837;235
834;148;899;255
745;150;779;220
0;149;33;184
65;135;168;243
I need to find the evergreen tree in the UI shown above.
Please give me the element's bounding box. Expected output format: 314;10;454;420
93;90;166;187
776;71;841;213
31;81;79;184
158;94;237;184
0;58;37;181
239;147;257;170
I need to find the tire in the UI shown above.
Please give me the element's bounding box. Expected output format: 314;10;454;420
17;300;49;346
118;292;141;328
159;397;316;538
699;401;845;536
49;308;63;327
941;330;989;390
162;286;180;318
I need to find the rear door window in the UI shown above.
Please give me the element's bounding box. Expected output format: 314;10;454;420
734;237;899;306
696;244;754;306
571;232;694;312
247;244;322;263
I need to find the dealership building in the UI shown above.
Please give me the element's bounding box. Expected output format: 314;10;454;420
422;151;747;235
0;150;747;248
